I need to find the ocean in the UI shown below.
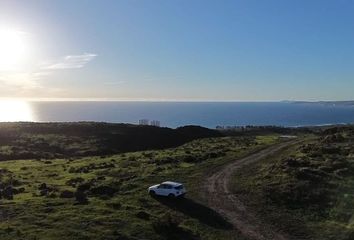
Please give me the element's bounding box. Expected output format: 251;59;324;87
2;101;354;128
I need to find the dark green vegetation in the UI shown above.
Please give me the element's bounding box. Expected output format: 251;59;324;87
217;125;312;136
0;122;220;160
232;125;354;240
0;122;281;240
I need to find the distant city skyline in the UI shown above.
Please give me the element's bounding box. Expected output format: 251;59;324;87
0;0;353;101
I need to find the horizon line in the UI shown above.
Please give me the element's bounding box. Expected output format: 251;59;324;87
0;98;353;102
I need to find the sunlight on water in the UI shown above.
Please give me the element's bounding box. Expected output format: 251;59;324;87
0;100;34;122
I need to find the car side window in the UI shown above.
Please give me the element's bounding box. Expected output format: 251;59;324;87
165;184;172;189
159;184;166;189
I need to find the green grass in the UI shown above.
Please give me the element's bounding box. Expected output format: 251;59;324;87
0;135;280;240
231;127;354;240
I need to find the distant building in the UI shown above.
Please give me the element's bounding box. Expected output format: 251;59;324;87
139;119;149;125
150;120;160;127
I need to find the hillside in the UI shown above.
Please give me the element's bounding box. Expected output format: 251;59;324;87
0;134;279;240
1;122;351;239
232;125;354;239
0;122;221;160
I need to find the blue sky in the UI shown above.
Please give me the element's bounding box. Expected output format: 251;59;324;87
0;0;353;101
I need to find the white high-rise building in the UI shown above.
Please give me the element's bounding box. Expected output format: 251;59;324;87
139;119;149;125
150;120;160;127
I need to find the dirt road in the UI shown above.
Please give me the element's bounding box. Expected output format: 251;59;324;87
204;141;299;240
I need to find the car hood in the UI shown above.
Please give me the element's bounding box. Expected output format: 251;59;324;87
149;184;160;189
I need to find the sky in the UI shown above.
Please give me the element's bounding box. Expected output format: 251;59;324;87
0;0;353;101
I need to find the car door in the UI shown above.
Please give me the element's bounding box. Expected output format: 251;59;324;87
164;184;173;195
157;184;167;196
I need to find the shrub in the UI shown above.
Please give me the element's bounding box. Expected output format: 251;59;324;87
152;213;197;239
136;211;150;220
60;190;74;198
75;191;88;204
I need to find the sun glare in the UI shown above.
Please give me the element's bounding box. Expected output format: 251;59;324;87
0;29;29;71
0;100;34;122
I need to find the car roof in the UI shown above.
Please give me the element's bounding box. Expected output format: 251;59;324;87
161;181;183;187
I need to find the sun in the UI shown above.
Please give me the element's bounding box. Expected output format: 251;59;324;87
0;29;28;71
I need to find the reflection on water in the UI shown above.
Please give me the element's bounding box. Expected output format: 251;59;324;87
0;100;34;122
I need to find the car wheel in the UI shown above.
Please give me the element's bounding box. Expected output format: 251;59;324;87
149;190;156;196
168;193;175;199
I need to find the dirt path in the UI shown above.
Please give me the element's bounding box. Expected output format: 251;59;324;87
204;141;299;240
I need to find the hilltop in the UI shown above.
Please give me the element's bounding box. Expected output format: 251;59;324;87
0;122;221;161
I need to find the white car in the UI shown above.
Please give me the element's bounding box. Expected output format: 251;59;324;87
148;181;186;198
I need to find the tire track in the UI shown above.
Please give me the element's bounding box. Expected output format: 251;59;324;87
204;141;299;240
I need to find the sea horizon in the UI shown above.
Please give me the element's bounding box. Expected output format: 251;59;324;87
1;98;354;103
1;100;353;128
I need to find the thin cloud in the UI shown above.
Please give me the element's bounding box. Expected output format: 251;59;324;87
0;70;64;98
44;53;97;70
0;72;42;89
0;52;96;97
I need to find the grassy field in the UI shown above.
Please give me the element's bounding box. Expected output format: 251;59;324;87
0;134;280;240
231;126;354;240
